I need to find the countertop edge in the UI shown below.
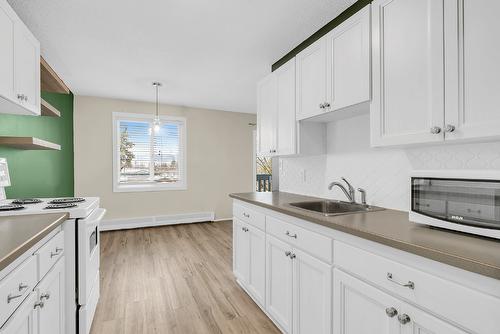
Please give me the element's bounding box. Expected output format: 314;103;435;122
230;193;500;280
0;213;69;272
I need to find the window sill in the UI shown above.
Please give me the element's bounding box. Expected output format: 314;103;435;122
113;182;187;193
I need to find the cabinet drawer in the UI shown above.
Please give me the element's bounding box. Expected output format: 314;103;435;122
334;241;500;333
233;203;265;231
267;216;332;264
0;255;37;327
34;230;64;281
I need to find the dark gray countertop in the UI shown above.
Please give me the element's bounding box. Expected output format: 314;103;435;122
0;213;69;272
230;191;500;280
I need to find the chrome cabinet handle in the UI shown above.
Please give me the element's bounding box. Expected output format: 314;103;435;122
387;273;415;289
319;103;325;109
243;213;250;218
323;102;330;109
430;126;441;134
271;149;277;153
18;283;28;291
241;227;249;232
385;307;398;318
285;251;291;257
7;293;23;303
398;314;411;325
285;231;297;239
40;293;50;301
50;247;63;258
34;301;44;309
444;124;455;133
289;253;296;259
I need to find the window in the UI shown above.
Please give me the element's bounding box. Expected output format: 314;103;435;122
113;112;187;192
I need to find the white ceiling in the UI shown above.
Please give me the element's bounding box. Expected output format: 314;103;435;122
8;0;356;113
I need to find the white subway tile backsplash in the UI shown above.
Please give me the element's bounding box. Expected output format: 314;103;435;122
280;114;500;211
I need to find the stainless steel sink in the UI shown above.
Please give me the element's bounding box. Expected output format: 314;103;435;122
287;200;384;216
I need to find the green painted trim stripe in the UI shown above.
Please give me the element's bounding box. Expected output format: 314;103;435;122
271;0;372;72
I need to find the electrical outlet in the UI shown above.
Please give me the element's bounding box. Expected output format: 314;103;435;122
300;169;307;183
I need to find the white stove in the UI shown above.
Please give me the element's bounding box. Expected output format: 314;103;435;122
0;197;100;219
0;196;105;334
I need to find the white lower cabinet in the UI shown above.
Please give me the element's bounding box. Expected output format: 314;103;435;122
333;268;400;334
0;293;38;334
233;219;266;306
35;258;65;334
292;248;331;334
265;234;331;334
333;269;466;334
266;235;293;333
233;200;498;334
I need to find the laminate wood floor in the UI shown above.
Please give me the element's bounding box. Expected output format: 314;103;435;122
90;221;281;334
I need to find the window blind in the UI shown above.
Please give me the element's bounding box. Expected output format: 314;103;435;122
118;119;184;185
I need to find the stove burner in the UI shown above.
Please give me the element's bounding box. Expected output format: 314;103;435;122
44;203;78;210
12;198;42;205
49;197;85;204
0;204;25;211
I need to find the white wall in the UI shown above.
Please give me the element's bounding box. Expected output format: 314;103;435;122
280;114;500;211
74;96;256;221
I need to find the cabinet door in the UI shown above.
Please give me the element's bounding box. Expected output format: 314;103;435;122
257;73;277;156
0;293;38;334
399;302;467;334
246;226;266;306
266;235;293;333
296;37;327;120
293;249;331;334
14;23;40;115
326;4;370;111
371;0;445;146
275;58;296;156
333;269;400;334
233;220;249;284
444;0;500;141
0;1;15;102
36;258;65;334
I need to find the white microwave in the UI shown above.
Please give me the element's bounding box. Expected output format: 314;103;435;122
409;170;500;239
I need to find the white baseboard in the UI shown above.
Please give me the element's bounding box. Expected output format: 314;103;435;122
100;211;215;231
213;217;232;222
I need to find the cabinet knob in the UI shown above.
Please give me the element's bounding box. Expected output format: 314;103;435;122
17;94;23;100
285;251;291;257
290;253;296;259
430;126;442;134
319;103;325;109
397;314;411;325
385;307;398;318
34;301;44;309
444;124;455;133
323;102;330;109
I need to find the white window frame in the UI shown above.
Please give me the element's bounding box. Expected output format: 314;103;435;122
112;112;187;192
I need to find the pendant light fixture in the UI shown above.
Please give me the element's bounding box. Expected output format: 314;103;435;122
152;82;162;133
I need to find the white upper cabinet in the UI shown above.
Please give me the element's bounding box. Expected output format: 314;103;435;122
371;0;445;146
296;38;328;120
0;2;15;104
326;5;371;112
372;0;500;146
0;0;40;116
444;0;500;142
257;73;277;156
275;58;297;156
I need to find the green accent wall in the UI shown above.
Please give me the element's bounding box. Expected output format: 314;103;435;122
0;92;74;198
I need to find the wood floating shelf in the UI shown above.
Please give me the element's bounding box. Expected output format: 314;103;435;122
40;56;70;94
0;136;61;150
41;98;61;117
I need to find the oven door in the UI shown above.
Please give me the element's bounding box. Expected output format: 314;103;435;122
78;208;106;305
